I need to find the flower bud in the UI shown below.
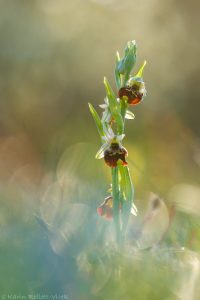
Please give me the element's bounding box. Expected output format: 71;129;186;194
116;40;137;86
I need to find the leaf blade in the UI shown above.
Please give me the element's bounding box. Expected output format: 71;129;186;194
88;103;104;138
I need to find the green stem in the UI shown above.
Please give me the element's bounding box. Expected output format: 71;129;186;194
112;166;121;245
120;99;128;124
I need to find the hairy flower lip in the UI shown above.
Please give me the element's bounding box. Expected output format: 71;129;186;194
118;86;144;105
118;77;146;105
97;194;136;220
104;142;128;168
97;196;113;220
97;196;122;220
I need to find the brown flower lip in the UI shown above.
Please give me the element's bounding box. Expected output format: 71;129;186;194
97;196;122;220
118;85;143;105
104;142;128;168
97;196;113;220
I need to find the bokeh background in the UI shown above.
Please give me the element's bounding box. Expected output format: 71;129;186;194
0;0;200;299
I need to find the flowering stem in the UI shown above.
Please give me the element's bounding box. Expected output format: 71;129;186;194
89;40;146;246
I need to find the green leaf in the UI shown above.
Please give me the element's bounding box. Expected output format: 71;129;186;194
103;77;124;134
112;166;121;244
118;164;136;234
118;162;127;196
125;110;135;120
115;114;124;135
115;51;121;89
103;77;117;104
118;163;131;202
88;103;104;138
123;165;134;203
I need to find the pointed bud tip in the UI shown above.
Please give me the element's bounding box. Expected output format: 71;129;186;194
116;51;120;62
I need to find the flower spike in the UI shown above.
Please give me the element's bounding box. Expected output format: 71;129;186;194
89;40;147;244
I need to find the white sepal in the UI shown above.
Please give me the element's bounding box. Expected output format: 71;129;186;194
116;134;125;142
95;143;109;159
99;104;107;109
125;110;135;120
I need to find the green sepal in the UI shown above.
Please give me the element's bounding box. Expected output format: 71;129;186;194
135;60;146;78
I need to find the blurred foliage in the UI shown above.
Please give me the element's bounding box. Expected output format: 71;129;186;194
0;0;200;299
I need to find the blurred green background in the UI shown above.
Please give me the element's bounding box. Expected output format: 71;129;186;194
0;0;200;299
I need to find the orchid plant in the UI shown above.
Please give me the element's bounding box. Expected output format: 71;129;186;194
89;41;146;245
